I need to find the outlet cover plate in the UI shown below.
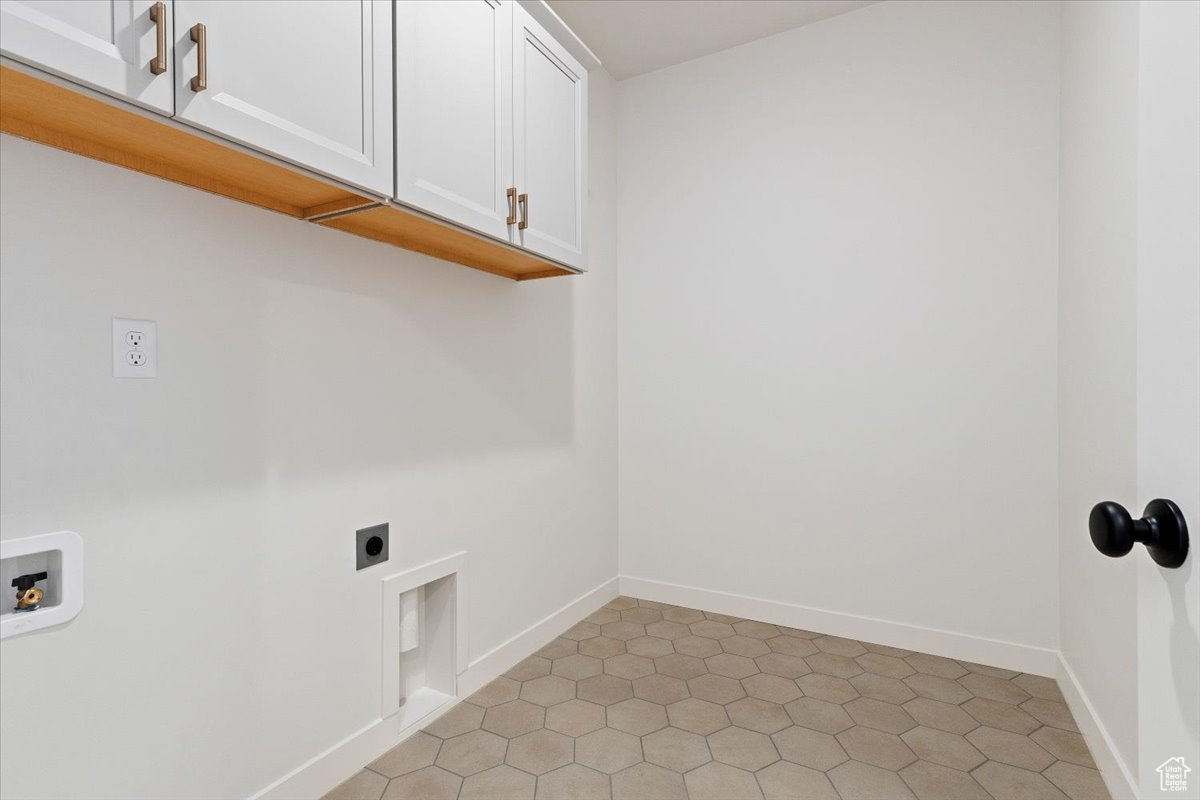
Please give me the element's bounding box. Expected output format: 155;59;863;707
356;523;389;571
113;318;157;378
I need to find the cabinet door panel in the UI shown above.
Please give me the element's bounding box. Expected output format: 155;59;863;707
513;4;586;269
0;0;173;114
395;0;512;241
173;0;391;195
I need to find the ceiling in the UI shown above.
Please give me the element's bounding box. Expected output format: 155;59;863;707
549;0;879;81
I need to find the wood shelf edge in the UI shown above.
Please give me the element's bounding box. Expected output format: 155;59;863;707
0;64;579;283
315;204;578;281
302;196;383;221
1;115;308;218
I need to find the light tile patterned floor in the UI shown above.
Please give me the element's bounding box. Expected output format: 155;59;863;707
325;597;1110;800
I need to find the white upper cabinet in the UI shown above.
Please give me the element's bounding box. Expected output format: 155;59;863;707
395;0;514;242
0;0;175;114
396;0;590;270
172;0;393;196
2;0;593;274
513;3;587;269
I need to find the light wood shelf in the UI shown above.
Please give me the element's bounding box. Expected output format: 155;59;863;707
0;65;576;281
319;206;574;281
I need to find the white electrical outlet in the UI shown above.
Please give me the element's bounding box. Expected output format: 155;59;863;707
113;318;157;378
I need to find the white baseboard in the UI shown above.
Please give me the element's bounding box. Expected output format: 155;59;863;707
251;696;457;800
457;576;620;697
619;576;1059;677
251;576;619;800
1057;654;1138;800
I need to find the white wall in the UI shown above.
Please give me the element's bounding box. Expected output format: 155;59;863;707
1057;0;1141;780
618;1;1061;651
0;72;618;800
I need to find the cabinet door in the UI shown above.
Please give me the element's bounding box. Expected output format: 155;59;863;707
172;0;392;196
395;0;513;241
512;4;587;270
0;0;174;114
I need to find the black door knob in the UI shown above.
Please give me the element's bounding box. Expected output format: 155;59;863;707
1089;498;1189;569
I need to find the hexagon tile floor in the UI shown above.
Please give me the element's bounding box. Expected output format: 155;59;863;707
324;596;1110;800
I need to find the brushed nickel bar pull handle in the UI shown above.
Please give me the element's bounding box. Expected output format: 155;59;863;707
148;2;167;75
506;187;518;226
190;23;207;92
518;192;528;230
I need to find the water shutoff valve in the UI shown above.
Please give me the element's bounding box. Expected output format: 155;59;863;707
12;571;48;611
